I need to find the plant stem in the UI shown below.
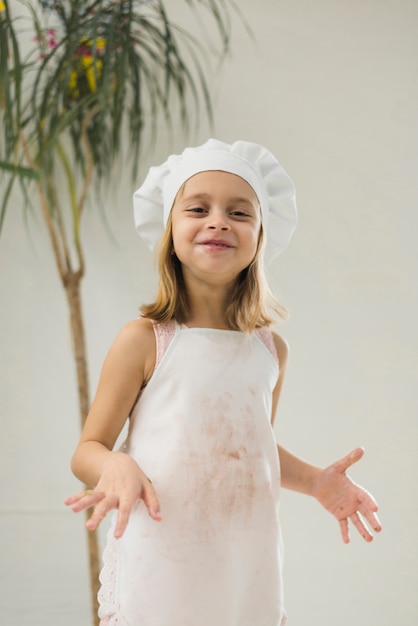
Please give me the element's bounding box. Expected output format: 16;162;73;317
64;268;100;626
21;128;101;624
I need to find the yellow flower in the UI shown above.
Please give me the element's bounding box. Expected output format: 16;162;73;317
68;69;80;100
0;1;6;12
65;37;107;100
81;56;103;92
77;37;106;56
85;38;106;53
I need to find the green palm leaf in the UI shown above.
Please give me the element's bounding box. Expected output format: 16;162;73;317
1;0;245;220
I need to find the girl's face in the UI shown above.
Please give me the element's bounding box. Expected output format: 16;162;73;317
171;170;262;286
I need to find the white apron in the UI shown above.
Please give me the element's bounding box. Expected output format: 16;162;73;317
98;323;287;626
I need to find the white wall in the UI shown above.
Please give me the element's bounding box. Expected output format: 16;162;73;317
1;0;417;624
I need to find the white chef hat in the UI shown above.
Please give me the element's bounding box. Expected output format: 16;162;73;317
133;138;298;263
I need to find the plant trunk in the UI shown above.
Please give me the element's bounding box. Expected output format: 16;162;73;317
65;270;100;626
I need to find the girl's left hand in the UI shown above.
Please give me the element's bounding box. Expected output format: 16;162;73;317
312;447;382;543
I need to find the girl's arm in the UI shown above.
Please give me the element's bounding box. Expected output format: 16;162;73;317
65;317;162;538
271;332;382;543
277;444;382;543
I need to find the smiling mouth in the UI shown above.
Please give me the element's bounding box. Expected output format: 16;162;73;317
200;240;233;249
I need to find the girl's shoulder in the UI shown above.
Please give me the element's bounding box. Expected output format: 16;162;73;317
270;330;289;369
116;316;155;347
109;317;156;382
253;326;288;370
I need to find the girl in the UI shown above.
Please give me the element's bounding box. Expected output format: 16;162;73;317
65;139;382;626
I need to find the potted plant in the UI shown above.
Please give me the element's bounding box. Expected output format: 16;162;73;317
0;1;243;622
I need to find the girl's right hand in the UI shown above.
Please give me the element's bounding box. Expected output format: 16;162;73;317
64;452;162;538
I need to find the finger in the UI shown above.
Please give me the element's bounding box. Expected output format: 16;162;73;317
142;481;162;521
114;500;135;538
350;513;374;542
361;508;382;534
371;512;382;533
339;518;350;544
333;447;365;474
65;491;105;512
86;497;117;531
64;490;91;505
358;492;383;533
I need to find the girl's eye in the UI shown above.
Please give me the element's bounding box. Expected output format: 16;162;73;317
230;210;250;218
186;207;206;214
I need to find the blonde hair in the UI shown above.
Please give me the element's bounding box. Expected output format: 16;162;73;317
140;213;287;332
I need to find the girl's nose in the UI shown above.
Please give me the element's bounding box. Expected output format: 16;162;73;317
207;210;230;230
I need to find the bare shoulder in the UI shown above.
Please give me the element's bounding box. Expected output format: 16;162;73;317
80;318;157;449
271;330;289;369
114;316;155;348
270;330;289;423
106;317;156;380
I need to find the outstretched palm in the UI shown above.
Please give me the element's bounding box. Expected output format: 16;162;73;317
312;447;382;543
